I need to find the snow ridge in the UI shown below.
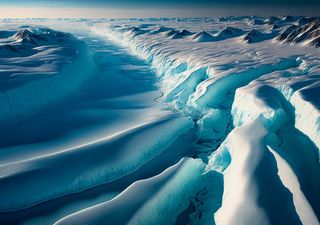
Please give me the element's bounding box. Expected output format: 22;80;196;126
0;17;319;225
0;27;95;124
91;16;320;225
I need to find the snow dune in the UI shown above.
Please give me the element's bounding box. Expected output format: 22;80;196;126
0;114;192;212
192;31;215;42
54;158;219;225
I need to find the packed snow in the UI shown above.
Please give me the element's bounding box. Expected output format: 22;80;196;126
0;26;95;123
0;16;319;225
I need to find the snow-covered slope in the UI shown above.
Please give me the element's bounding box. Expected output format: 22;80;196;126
0;27;95;124
0;17;319;225
54;158;218;225
92;16;320;153
276;18;320;47
241;29;273;43
90;16;320;225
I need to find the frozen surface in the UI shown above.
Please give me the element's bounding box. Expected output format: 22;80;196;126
0;26;95;123
0;16;319;225
54;158;219;225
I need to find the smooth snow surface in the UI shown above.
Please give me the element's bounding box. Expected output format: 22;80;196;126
0;16;319;225
0;26;95;123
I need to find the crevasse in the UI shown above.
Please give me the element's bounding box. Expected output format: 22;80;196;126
92;22;320;225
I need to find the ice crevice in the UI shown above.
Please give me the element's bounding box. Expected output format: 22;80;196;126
208;78;320;225
91;24;320;225
0;18;319;225
92;25;305;151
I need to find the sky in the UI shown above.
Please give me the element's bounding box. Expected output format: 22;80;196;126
0;0;319;18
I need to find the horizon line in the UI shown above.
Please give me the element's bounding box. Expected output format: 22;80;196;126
0;6;319;18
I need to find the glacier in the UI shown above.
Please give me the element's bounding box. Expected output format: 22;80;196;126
54;158;222;225
0;27;95;124
0;16;319;225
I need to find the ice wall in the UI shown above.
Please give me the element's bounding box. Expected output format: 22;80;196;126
92;19;320;225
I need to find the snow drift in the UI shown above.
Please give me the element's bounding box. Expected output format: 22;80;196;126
0;27;95;124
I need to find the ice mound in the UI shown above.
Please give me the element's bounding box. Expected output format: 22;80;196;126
14;27;75;44
214;26;244;40
192;31;215;42
124;26;147;36
169;32;183;39
0;27;95;123
14;29;47;43
163;29;193;39
178;29;194;36
281;15;300;23
185;26;244;43
276;19;320;47
150;26;172;34
241;29;271;43
162;29;179;38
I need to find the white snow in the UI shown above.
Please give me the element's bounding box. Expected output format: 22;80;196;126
54;158;216;225
0;17;319;225
0;27;95;124
90;16;320;225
